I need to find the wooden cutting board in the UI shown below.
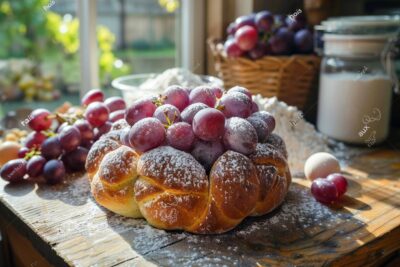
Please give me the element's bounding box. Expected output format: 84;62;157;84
0;148;399;267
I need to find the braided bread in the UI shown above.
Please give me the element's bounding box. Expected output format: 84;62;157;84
86;127;291;234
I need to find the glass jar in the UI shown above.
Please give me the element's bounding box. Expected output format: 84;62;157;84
316;16;400;145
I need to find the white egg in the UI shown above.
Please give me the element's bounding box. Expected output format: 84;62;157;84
304;152;340;181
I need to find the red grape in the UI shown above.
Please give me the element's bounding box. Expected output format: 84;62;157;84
163;85;190;111
192;108;225;142
235;15;256;29
43;159;65;185
189;86;217;107
234;25;258;51
311;178;339;204
250;111;275;133
125;97;157;126
211;87;224;99
58;125;81;152
153;104;181;125
85;102;109;127
166;122;195;151
255;11;274;32
128;118;165;153
191;140;225;172
109;110;125;123
24;131;46;149
181;103;208;124
120;128;131;147
28;109;52;131
27;155;46;177
223;117;258;155
269;27;294;55
81;89;104;106
95;121;112;139
327;173;348;196
294;29;313;54
41;136;63;159
74;120;94;144
228;86;252;99
62;146;89;171
18;147;30;158
57;122;69;133
251;101;259;113
104;96;126;112
224;39;244;58
219;92;252;118
0;159;27;183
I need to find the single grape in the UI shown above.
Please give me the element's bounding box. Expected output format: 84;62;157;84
43;159;66;185
109;110;125;122
219;92;252;118
104;96;126;112
18;147;30;158
228;86;252;99
119;127;131;147
24;131;46;149
85;102;109;127
189;86;217;107
235;14;256;29
166;122;195;151
181;103;209;124
269;27;294;55
234;25;258;51
247;116;270;142
294;29;313;54
41;136;63;159
125;96;157;126
211;87;224;99
251;101;259;113
191;140;225;172
192;108;225;141
163;85;190;111
224;39;244;58
81;89;104;106
255;11;274;32
74;119;94;144
28;109;52;131
58;125;81;152
27;155;46;177
223;117;258;155
153;104;181;125
0;159;27;183
62;146;89;171
128;118;165;153
327;173;348;196
250;111;276;133
311;178;339;204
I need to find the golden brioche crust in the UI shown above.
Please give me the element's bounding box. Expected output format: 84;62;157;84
86;128;292;234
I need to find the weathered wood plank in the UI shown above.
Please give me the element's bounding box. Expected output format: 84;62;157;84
0;149;399;266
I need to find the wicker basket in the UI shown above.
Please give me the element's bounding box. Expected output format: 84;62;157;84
209;39;321;109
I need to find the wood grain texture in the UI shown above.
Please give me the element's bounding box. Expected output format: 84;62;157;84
0;149;399;267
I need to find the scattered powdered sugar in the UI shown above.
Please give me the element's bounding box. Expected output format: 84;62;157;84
254;95;331;174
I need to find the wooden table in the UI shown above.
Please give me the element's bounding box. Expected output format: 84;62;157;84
1;142;400;266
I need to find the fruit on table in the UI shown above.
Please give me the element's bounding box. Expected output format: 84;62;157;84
0;141;21;167
311;178;339;204
304;152;340;181
327;173;348;197
0;159;27;183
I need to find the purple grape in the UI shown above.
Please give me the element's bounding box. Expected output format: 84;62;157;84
57;122;69;133
104;96;126;112
189;86;217;107
24;131;46;149
224;39;244;58
85;102;109;127
247;116;270;142
120;128;131;147
0;159;27;183
294;29;313;54
74;119;94;144
311;178;339;204
248;42;267;60
125;96;157;126
250;111;276;134
235;14;256;29
58;125;81;152
223;117;258;155
219;92;252;118
62;147;89;171
192;108;225;141
286;12;306;32
269;27;294;55
251;101;259;113
163;85;190;111
18;147;29;158
27;155;46;177
228;86;252;99
43;159;66;185
41;136;63;159
181;103;209;124
255;11;274;32
153;104;181;125
274;15;287;27
191;140;225;172
128;118;165;152
166;122;195;152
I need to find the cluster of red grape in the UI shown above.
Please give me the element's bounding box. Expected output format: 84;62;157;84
0;89;126;184
224;10;314;59
311;174;348;204
124;85;276;172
